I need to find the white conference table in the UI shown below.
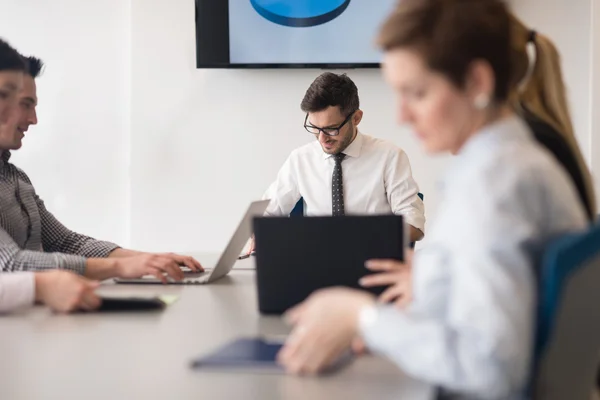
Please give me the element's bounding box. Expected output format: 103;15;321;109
0;255;434;400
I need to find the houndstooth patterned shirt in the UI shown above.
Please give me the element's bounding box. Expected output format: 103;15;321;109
0;151;120;275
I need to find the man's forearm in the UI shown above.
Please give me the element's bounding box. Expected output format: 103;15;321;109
84;258;119;281
108;248;144;258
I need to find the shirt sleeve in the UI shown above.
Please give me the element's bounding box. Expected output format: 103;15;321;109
263;153;301;217
0;223;88;274
360;173;536;399
0;272;35;313
385;149;426;233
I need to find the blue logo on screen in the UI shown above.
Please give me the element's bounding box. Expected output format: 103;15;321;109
250;0;351;27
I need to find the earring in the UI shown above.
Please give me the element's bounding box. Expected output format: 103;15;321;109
473;94;490;110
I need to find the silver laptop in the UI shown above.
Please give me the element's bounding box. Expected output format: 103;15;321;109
114;200;269;285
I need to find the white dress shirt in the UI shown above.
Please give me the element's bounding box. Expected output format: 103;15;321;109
263;131;426;232
0;272;35;313
359;117;587;399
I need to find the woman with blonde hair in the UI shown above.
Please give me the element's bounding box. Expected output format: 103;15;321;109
510;14;597;220
275;0;588;398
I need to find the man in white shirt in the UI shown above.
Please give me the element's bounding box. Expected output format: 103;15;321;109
262;72;425;242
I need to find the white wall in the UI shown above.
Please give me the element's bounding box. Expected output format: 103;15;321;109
130;0;597;253
129;0;449;253
1;0;596;255
0;0;130;245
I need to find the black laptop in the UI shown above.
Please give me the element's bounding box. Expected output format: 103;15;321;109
253;215;406;315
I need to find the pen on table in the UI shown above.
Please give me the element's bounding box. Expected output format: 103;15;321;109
237;251;256;260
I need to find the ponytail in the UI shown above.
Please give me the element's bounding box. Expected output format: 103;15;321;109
509;14;597;216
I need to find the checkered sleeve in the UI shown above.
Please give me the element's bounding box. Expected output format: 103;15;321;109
35;194;121;258
0;224;87;274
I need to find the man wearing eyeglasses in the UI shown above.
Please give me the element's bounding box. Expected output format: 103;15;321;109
259;72;425;243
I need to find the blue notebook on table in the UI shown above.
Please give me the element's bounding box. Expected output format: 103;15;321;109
191;337;353;374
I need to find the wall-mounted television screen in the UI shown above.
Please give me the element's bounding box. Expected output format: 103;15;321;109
195;0;397;68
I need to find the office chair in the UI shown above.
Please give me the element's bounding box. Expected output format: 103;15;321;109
290;198;305;217
532;222;600;400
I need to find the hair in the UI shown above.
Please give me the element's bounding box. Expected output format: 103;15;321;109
377;0;597;216
23;56;44;78
508;14;597;215
300;72;360;116
377;0;511;102
0;38;26;72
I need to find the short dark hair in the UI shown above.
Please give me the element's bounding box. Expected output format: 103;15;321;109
23;56;44;78
300;72;360;116
377;0;511;102
0;38;26;72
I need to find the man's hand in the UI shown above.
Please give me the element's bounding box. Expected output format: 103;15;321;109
277;287;375;375
34;271;101;313
86;252;203;282
359;251;414;309
156;252;203;272
247;236;256;255
109;249;203;272
113;253;202;283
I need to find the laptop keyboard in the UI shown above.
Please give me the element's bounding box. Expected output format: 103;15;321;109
183;271;208;278
180;266;204;273
178;266;211;278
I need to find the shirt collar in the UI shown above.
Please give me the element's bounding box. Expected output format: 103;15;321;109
321;130;364;160
0;151;11;170
441;115;530;187
458;115;530;159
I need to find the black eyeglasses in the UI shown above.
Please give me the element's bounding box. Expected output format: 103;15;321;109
304;111;356;137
